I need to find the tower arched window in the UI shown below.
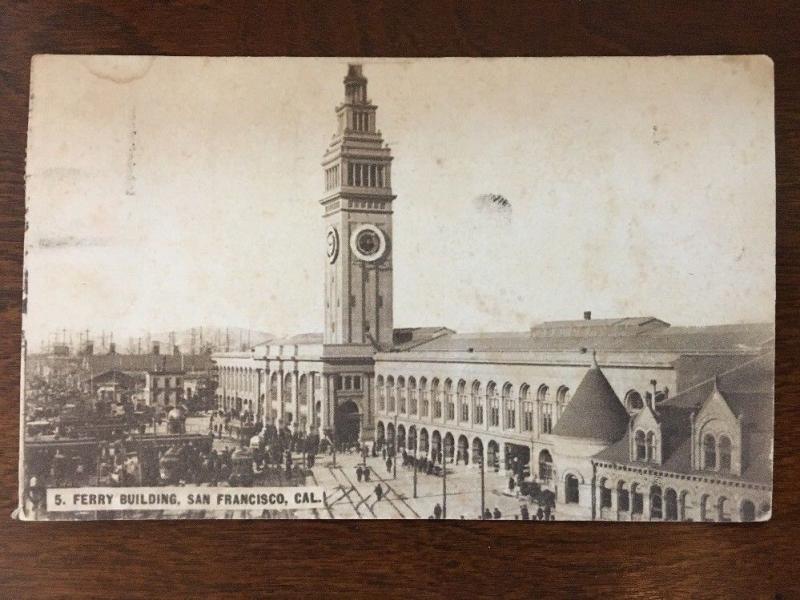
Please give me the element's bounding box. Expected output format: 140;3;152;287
703;433;716;470
444;379;455;420
408;377;417;415
665;489;678;521
538;385;552;434
719;435;732;472
635;430;647;461
625;390;644;411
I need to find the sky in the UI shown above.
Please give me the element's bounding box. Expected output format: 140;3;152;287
24;56;775;348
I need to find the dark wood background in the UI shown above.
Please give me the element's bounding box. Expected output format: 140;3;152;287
1;2;798;598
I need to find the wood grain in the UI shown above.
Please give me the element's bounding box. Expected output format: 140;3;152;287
1;2;799;598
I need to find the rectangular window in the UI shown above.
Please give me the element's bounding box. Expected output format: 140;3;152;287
354;163;361;186
523;402;533;431
344;376;352;390
370;164;377;188
378;166;384;187
475;404;484;425
460;402;469;422
354;376;361;391
542;404;553;434
347;163;354;186
336;375;343;390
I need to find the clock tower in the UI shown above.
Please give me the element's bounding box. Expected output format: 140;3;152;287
321;64;395;349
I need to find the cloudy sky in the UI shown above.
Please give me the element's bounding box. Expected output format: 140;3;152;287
24;56;774;347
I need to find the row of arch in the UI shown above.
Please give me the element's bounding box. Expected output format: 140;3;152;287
376;376;570;434
595;477;760;522
218;365;260;395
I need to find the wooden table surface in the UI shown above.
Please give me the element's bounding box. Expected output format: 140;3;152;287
1;2;799;598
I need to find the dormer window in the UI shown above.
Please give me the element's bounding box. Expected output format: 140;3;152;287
719;436;732;472
635;429;647;461
646;431;656;461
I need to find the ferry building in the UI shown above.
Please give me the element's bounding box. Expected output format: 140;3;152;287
214;64;774;521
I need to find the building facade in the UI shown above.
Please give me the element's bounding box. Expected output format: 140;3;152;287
213;64;774;520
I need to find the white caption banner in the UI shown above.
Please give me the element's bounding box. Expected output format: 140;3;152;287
47;486;325;512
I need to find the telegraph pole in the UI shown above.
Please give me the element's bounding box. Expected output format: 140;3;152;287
393;413;398;480
480;453;486;519
442;441;448;519
413;444;418;499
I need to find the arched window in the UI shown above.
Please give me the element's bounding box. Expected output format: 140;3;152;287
700;494;711;521
718;497;730;522
646;431;656;462
377;375;385;411
617;481;630;512
487;381;499;426
631;484;644;515
599;478;612;509
565;474;580;504
298;374;308;405
625;390;644;411
556;385;570;406
419;377;428;417
679;491;691;521
431;378;441;418
472;381;483;425
520;384;533;431
635;430;647;461
650;485;663;520
538;385;552;433
444;379;455;420
703;433;716;470
665;489;678;521
397;376;406;413
719;435;732;472
741;499;756;522
386;376;395;412
270;372;278;403
502;383;515;429
457;380;468;422
408;377;417;415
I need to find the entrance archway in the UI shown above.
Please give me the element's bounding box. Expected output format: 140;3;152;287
397;424;406;450
420;428;429;455
565;474;580;504
431;430;442;463
444;432;455;461
472;437;483;464
457;435;469;465
408;426;417;451
376;421;385;450
487;440;500;470
334;400;361;449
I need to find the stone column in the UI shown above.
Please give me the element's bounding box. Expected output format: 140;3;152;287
276;363;284;424
291;369;300;432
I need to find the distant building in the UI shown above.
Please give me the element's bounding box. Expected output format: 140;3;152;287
144;370;185;409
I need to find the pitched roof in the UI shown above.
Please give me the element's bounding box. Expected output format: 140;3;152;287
551;361;629;442
593;351;774;485
398;322;773;355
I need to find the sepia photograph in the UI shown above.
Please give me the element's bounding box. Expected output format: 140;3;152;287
18;55;775;522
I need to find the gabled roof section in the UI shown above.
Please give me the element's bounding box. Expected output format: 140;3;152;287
551;359;629;442
532;316;670;337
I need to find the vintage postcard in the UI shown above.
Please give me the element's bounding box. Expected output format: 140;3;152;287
18;56;775;521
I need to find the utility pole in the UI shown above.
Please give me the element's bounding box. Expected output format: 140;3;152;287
393;413;398;480
480;452;485;519
442;440;448;519
413;443;418;499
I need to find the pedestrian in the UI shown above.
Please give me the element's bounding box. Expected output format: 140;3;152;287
382;447;387;460
374;484;383;502
508;476;515;493
521;505;530;521
356;465;363;482
433;503;442;519
484;508;492;520
386;457;392;473
363;466;371;482
536;507;544;521
493;507;502;519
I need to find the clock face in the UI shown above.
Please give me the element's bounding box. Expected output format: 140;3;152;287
350;224;387;262
326;226;339;263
